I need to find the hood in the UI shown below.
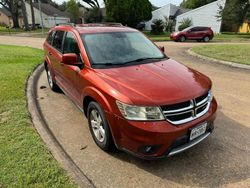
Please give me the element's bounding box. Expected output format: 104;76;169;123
95;59;211;106
171;32;180;36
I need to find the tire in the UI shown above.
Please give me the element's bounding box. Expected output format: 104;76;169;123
87;101;115;151
179;36;186;42
45;66;59;92
203;36;210;42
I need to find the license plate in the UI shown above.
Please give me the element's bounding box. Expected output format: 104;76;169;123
190;122;207;141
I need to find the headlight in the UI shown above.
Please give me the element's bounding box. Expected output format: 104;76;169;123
208;89;213;102
116;101;165;121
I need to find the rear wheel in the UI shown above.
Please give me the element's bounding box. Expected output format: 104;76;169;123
203;36;210;42
179;36;186;42
87;101;115;151
45;66;59;91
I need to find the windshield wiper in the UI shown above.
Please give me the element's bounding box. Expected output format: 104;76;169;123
121;57;166;65
92;57;166;67
92;63;116;66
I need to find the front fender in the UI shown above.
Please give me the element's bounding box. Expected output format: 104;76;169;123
82;86;113;113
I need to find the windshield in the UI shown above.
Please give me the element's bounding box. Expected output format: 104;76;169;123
81;32;166;67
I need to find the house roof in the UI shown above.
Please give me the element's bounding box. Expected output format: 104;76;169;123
0;8;11;17
32;3;68;17
153;3;190;18
176;0;225;18
173;7;190;17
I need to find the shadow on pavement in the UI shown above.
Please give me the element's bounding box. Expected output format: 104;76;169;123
111;110;250;187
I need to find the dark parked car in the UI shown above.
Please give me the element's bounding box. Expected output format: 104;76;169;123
170;26;214;42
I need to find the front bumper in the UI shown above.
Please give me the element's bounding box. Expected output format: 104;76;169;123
170;35;179;41
106;98;217;159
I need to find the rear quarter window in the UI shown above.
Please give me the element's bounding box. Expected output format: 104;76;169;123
46;31;55;45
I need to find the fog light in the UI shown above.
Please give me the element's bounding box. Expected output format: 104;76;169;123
138;145;160;155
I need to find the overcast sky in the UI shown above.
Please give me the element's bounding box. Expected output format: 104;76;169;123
55;0;183;7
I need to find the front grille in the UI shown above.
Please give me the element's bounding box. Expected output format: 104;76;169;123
161;92;210;125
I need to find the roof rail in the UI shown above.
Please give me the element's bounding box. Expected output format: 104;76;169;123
56;23;76;27
76;23;123;27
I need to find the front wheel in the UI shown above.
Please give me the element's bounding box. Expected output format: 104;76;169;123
203;36;210;42
87;102;115;151
179;36;186;42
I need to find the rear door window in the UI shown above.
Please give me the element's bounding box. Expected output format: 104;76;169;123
52;30;65;52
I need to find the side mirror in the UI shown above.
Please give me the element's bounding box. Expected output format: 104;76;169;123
61;53;78;65
159;46;165;53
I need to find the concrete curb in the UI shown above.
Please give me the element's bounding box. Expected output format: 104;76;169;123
26;64;95;188
187;49;250;70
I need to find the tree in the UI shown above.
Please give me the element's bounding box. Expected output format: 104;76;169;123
221;0;250;32
164;17;175;32
178;18;192;31
20;0;29;30
58;1;67;11
66;0;82;23
81;0;102;23
105;0;152;27
29;0;36;30
0;0;20;28
151;19;164;35
180;0;216;9
82;0;100;8
84;7;102;23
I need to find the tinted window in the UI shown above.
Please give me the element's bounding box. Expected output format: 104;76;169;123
191;27;199;32
63;32;80;55
52;30;65;52
192;27;208;32
47;31;54;45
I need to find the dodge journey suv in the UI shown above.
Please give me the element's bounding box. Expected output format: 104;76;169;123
43;23;217;159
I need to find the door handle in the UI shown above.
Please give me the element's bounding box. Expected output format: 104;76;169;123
49;52;52;56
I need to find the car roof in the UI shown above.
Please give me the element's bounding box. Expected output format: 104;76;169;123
76;26;137;34
52;24;138;34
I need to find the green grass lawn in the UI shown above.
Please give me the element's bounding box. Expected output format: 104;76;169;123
0;45;76;187
214;33;250;42
192;44;250;65
0;26;49;36
143;31;171;41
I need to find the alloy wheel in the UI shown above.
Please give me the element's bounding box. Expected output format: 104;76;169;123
204;36;210;42
90;109;106;143
47;70;53;88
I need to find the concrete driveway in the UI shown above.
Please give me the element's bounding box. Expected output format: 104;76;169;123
1;36;250;187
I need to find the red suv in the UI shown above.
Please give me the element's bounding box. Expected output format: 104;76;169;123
170;26;214;42
43;24;217;159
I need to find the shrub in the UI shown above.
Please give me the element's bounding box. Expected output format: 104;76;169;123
0;22;8;27
164;17;175;32
151;19;164;35
178;18;192;31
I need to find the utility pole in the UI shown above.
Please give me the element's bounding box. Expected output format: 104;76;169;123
38;0;44;35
